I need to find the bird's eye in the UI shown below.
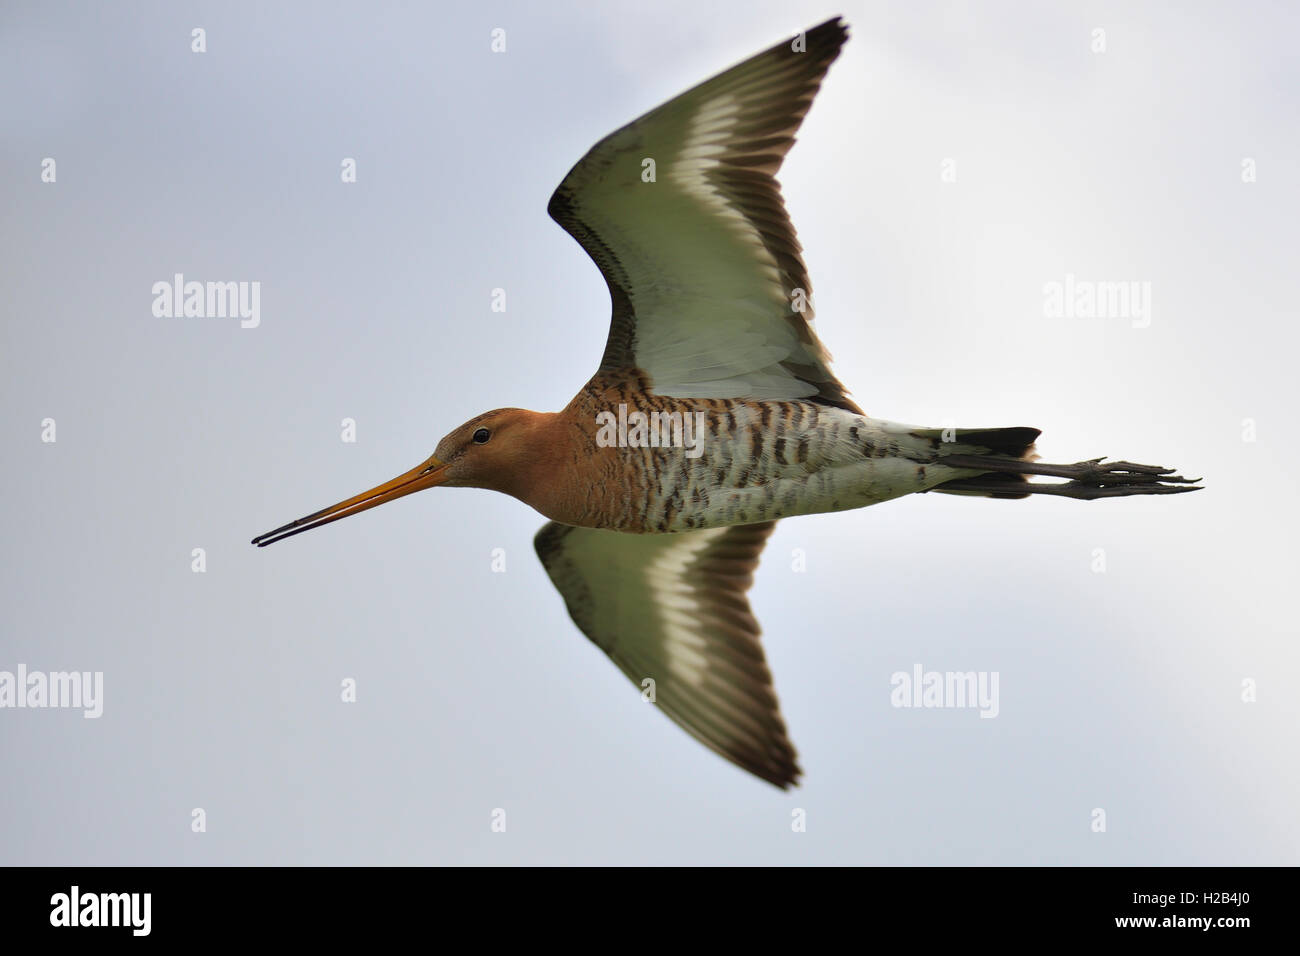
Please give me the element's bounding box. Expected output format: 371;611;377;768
472;427;491;444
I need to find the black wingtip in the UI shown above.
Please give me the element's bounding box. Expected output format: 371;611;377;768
801;16;849;50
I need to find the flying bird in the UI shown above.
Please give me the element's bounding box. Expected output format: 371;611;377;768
253;18;1199;788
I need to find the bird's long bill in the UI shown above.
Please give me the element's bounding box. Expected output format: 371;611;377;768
251;455;448;547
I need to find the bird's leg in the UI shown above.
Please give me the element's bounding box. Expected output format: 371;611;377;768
933;455;1202;500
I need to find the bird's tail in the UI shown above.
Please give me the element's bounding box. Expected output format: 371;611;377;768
921;426;1201;500
912;426;1041;499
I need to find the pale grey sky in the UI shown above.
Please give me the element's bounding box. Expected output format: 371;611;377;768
2;0;1297;864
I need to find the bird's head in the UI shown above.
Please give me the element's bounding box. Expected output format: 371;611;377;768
429;408;562;492
251;407;562;547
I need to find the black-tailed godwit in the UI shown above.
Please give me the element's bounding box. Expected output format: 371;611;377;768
253;17;1199;788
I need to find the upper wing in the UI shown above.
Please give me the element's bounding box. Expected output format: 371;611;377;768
534;520;800;788
549;17;860;413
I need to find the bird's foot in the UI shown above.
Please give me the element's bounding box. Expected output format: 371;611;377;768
935;454;1202;499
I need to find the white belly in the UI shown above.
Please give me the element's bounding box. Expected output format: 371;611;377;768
638;403;978;533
